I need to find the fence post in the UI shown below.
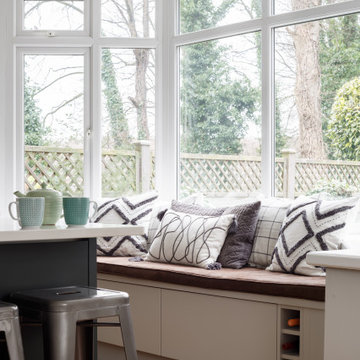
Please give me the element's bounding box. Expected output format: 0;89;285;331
134;140;152;193
281;149;296;199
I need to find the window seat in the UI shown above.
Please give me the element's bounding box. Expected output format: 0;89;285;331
97;256;325;302
97;257;325;360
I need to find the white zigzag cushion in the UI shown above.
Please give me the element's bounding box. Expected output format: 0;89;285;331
95;192;158;256
146;210;235;269
267;196;358;276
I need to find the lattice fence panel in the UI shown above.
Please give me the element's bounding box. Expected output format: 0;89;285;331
180;154;261;196
151;156;156;190
295;160;360;195
102;150;137;197
25;147;84;195
275;159;284;195
25;146;138;197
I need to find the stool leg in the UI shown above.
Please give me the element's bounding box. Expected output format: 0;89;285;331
118;304;138;360
43;312;77;360
2;318;25;360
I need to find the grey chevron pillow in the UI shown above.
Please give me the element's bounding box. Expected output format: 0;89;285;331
267;196;358;276
94;192;158;256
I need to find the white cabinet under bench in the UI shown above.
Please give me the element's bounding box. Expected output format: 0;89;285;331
96;257;325;360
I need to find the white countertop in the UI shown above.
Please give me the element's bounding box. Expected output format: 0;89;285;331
307;249;360;271
0;218;145;243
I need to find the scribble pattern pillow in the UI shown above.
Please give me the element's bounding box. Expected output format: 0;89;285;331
95;192;158;256
267;196;358;276
146;210;235;269
146;194;204;249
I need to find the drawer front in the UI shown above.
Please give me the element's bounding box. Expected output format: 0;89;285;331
97;279;161;356
161;289;277;360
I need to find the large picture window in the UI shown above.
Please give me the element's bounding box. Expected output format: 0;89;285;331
17;0;157;198
23;53;85;194
275;13;360;198
7;0;360;206
179;33;261;202
101;48;155;197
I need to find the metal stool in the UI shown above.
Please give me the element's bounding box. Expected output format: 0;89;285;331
0;302;25;360
10;286;138;360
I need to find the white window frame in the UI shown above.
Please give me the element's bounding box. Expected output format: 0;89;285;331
16;0;90;36
1;0;360;216
10;0;160;203
16;47;91;194
172;0;360;198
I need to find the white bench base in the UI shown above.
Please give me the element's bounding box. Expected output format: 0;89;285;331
97;273;325;360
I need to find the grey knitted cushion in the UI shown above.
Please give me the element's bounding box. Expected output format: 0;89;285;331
171;200;261;269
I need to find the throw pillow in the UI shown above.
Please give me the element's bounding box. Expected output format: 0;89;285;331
145;210;235;269
146;193;204;249
171;200;261;268
95;191;158;256
248;198;292;268
267;196;358;276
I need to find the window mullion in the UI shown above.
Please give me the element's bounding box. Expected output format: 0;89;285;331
261;0;275;197
88;0;101;199
156;0;177;200
89;44;102;200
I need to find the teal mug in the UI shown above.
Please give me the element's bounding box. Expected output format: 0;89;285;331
63;197;98;227
8;197;45;229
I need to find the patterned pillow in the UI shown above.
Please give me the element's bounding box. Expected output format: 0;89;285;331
267;196;358;276
171;200;261;269
95;192;158;256
145;210;235;269
146;194;204;249
248;198;292;268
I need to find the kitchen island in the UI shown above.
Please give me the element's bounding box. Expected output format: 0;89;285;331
0;220;144;360
307;249;360;360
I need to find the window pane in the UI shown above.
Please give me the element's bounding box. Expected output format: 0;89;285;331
23;1;84;31
101;0;155;38
179;0;261;34
275;14;360;198
275;0;352;15
24;54;84;195
101;49;155;197
179;33;262;205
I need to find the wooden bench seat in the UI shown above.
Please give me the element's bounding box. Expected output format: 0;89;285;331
97;256;326;301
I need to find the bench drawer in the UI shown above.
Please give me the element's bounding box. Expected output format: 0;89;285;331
161;289;277;360
97;279;161;356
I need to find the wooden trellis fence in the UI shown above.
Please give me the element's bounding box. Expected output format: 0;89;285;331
25;145;360;198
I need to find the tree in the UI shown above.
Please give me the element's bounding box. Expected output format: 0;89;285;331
326;77;360;160
24;77;46;146
102;0;154;141
180;0;258;155
101;48;130;149
320;14;360;157
287;0;325;159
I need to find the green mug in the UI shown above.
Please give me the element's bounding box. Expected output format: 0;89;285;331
63;197;98;227
9;197;45;229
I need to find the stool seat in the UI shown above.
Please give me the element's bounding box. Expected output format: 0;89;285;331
10;286;138;360
11;286;129;313
0;302;18;320
0;301;25;360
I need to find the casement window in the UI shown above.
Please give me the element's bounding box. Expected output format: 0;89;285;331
15;0;157;199
175;0;360;202
1;0;359;212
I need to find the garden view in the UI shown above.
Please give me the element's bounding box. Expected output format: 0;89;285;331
23;0;360;199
